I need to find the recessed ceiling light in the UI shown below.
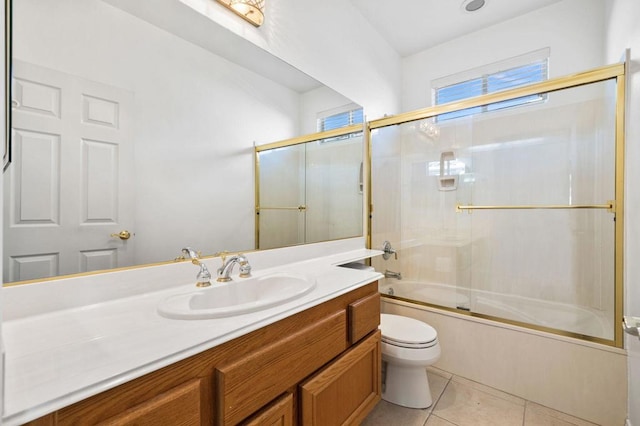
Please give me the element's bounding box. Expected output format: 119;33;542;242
462;0;486;13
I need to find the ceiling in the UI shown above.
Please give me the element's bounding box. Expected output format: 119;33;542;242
349;0;564;57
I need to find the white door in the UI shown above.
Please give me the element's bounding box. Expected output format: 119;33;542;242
3;61;134;283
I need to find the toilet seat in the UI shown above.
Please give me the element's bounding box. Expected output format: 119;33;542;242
381;314;438;349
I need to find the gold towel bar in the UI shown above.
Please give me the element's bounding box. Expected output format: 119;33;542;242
257;205;307;211
456;202;615;213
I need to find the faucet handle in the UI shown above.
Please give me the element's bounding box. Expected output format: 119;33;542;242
196;263;212;287
237;254;251;278
382;241;398;260
239;262;252;278
214;251;229;263
182;247;202;264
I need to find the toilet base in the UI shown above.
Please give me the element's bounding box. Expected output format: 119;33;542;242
382;362;433;409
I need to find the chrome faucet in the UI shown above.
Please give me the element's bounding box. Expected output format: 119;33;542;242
182;247;212;287
384;269;402;280
217;253;252;282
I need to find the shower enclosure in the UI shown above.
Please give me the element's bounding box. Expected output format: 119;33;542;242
255;125;364;250
369;63;625;347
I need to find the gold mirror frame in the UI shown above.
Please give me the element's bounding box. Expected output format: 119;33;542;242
2;0;9;171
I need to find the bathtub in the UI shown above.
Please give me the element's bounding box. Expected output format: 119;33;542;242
379;279;613;341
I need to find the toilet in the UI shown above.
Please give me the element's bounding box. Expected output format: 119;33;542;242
380;313;441;409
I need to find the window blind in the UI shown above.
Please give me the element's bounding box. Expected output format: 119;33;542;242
433;50;549;121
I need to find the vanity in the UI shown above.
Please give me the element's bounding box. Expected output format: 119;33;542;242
2;242;383;425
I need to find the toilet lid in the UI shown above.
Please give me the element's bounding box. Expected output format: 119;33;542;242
380;314;437;346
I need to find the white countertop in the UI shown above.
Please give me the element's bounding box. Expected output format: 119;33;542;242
2;243;382;425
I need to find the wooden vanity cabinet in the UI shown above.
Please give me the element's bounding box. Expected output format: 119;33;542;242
25;282;380;426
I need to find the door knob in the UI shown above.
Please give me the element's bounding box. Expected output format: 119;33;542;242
110;230;131;240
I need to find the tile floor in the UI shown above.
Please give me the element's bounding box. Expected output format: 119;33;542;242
361;367;598;426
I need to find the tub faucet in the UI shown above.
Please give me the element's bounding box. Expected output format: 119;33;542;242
217;253;252;282
384;269;402;280
181;247;212;287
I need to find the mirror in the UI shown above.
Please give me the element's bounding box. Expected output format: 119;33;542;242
256;127;364;250
4;0;363;284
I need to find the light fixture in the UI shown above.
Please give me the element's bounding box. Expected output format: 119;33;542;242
461;0;486;13
217;0;265;27
419;120;440;140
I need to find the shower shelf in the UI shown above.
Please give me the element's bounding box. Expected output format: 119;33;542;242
456;201;615;213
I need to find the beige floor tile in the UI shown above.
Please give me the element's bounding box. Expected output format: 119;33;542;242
524;402;599;426
425;414;458;425
363;368;598;426
427;370;450;412
433;379;525;426
451;375;525;406
361;400;430;426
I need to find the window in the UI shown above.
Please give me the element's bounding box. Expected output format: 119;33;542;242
317;107;364;132
316;105;364;142
433;49;549;121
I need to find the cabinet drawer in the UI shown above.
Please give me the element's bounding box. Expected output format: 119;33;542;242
216;310;348;425
300;331;381;426
348;292;380;344
243;393;294;426
96;378;203;426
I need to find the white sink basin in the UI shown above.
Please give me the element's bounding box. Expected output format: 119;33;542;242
157;272;316;320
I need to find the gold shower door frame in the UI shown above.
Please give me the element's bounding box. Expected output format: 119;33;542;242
366;63;626;348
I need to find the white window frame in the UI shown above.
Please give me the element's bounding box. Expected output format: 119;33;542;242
316;103;364;143
431;48;550;121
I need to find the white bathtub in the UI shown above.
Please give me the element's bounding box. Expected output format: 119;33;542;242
379;279;613;341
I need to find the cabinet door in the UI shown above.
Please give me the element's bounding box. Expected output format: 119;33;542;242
348;292;380;344
300;331;381;426
244;393;294;426
96;379;203;426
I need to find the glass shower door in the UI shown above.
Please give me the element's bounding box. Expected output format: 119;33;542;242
256;144;307;250
462;79;617;341
370;67;622;345
256;131;364;250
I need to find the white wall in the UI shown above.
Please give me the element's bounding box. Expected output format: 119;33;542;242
180;0;402;120
604;1;640;424
402;0;605;112
261;0;402;119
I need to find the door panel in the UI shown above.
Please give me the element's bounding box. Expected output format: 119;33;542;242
4;61;134;282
